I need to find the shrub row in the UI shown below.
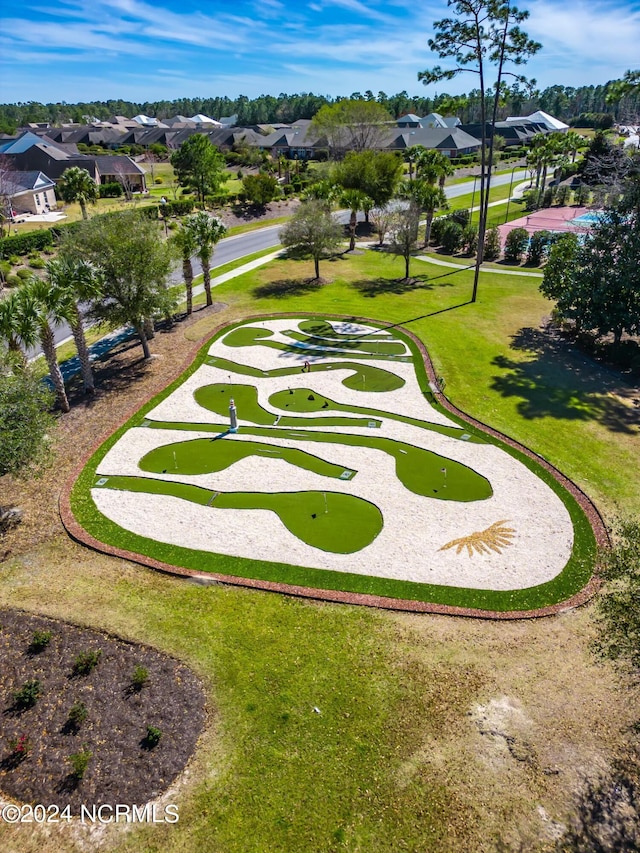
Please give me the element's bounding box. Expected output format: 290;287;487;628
0;230;54;258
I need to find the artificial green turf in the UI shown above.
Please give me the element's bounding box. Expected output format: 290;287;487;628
267;387;485;443
283;329;407;356
71;312;597;612
298;318;394;341
95;476;382;554
142;418;491;502
206;355;405;392
139;435;356;481
194;382;382;429
221;326;412;362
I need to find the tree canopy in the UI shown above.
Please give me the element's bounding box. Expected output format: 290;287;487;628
63;210;177;358
279;200;343;280
311;100;393;155
57;166;98;220
0;350;55;478
170;134;226;204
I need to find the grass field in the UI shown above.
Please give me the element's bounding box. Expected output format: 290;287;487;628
1;244;638;852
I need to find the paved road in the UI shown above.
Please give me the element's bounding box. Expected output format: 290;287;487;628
32;170;529;356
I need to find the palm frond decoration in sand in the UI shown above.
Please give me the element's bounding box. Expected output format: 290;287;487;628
439;520;515;557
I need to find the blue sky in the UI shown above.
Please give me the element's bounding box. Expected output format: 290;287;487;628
1;0;639;106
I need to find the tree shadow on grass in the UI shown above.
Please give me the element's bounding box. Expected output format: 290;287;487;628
253;278;325;299
350;274;443;298
490;326;640;434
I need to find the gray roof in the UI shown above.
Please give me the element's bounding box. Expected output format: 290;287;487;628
5;170;55;195
92;155;145;175
388;127;481;151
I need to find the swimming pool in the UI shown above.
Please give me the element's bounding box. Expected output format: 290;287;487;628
571;211;602;225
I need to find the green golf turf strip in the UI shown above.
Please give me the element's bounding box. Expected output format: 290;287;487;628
194;383;382;429
298;319;393;342
221;327;412;362
206;356;405;392
283;329;407;356
94;476;382;554
267;387;485;443
139;436;356;481
142;421;492;502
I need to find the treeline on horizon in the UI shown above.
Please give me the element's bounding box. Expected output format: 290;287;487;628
1;78;638;132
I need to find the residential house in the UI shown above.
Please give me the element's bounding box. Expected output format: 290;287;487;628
2;170;57;217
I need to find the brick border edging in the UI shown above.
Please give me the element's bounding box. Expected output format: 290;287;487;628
59;312;607;621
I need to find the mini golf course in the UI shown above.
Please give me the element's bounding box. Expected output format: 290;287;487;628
68;316;599;615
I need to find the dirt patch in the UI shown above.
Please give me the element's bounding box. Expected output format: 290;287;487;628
215;199;300;229
0;608;205;811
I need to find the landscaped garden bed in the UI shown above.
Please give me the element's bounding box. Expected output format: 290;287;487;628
66;315;601;616
0;609;205;811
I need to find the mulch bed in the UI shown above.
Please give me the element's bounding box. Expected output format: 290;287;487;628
0;609;206;811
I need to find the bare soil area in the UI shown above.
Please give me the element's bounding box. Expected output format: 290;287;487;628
0;609;205;811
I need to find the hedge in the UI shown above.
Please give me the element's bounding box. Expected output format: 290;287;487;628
0;230;54;258
159;199;195;217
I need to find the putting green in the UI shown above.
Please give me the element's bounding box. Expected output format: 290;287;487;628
221;326;412;362
283;329;406;356
194;383;382;429
143;420;491;502
206;356;405;392
298;319;392;342
268;387;485;443
139;436;356;481
94;476;381;554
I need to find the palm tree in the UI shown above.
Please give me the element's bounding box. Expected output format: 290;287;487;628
563;130;584;163
57;166;98;220
340;189;373;251
46;257;101;394
172;224;198;315
186;211;227;307
400;180;448;248
13;278;71;412
0;292;24;359
415;148;454;187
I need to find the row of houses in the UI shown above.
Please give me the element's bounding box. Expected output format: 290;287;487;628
0;110;567;217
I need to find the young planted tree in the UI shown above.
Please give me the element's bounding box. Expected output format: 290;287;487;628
64;210;177;359
185;211;227;307
419;0;541;301
389;203;421;280
279;200;343;280
46;257;101;393
170;134;226;204
57;166;98;220
369;205;395;246
241;174;280;208
340;189;373;251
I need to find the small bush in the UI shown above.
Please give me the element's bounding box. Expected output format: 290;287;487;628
440;220;464;254
28;630;52;653
98;182;123;199
5;274;21;287
67;700;88;730
449;208;470;228
9;255;21;265
8;733;31;761
526;230;552;266
73;649;102;676
143;725;162;748
13;679;41;710
28;257;45;269
0;259;10;276
159;199;194;217
131;665;149;691
16;268;32;280
461;224;478;255
483;226;501;261
69;746;92;779
154;176;163;184
504;227;529;264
